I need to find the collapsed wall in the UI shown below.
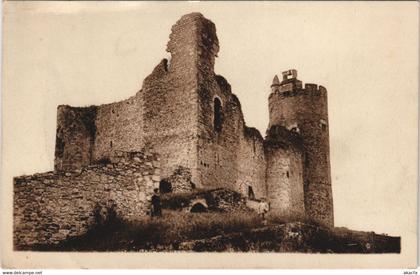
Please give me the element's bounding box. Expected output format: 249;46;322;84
191;13;268;198
50;13;333;227
14;150;160;249
55;91;144;171
53;13;273;199
55;105;97;171
141;13;204;183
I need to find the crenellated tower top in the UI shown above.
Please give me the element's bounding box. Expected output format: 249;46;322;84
267;68;334;227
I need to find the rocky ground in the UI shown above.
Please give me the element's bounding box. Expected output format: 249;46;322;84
177;222;400;253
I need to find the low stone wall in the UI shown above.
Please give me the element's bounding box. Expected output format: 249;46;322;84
14;150;160;249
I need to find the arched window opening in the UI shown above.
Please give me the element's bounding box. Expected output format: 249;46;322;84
248;186;255;200
213;97;222;132
159;180;172;194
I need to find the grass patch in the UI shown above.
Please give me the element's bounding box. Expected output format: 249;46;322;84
28;208;400;253
32;209;263;251
265;212;318;226
25;193;400;253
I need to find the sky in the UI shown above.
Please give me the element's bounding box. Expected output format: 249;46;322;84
2;2;418;239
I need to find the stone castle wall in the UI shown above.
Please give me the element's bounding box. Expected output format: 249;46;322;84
141;14;203;183
55;91;145;171
190;12;269;197
196;77;269;200
55;105;97;171
268;84;334;227
197;76;243;191
236;127;267;199
93;93;144;162
14;150;160;249
142;22;200;182
265;126;305;217
49;13;333;228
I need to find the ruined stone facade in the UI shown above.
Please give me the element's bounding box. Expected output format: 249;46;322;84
15;12;334;246
14;150;160;248
54;13;333;226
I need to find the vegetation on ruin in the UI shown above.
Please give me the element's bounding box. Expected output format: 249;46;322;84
32;208;265;251
29;201;400;253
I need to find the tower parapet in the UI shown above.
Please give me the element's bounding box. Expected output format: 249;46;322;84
267;69;334;227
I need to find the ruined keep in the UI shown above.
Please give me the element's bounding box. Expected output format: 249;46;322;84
54;13;333;226
15;13;334;247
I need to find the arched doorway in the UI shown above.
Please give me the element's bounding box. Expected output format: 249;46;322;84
190;202;208;213
159;180;172;194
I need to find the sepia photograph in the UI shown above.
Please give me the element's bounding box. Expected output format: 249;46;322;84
1;1;418;269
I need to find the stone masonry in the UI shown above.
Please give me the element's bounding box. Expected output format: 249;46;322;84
14;150;160;248
14;13;335;248
51;13;334;226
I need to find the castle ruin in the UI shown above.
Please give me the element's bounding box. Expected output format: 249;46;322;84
14;13;334;248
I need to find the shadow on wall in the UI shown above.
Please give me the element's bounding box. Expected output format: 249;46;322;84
93;202;122;230
159;179;172;194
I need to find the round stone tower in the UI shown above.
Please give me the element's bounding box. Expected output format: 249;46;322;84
268;69;334;227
